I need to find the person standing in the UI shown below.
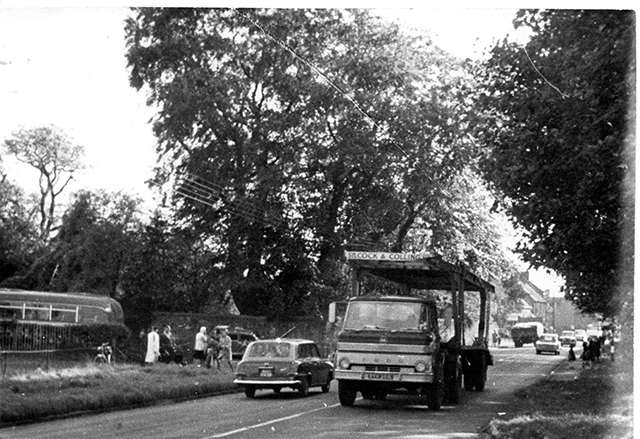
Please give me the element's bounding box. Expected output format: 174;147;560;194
145;326;160;366
217;328;234;372
193;326;208;367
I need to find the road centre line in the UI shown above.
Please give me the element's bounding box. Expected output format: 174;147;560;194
203;401;343;438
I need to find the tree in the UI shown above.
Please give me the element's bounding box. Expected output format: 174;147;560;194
0;170;39;283
3;126;85;242
125;8;514;316
474;10;635;316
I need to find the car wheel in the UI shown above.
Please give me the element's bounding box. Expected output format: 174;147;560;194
298;378;310;397
245;387;256;398
338;380;357;407
321;377;331;393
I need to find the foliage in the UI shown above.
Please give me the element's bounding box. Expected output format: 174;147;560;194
2;126;85;243
0;174;39;283
474;10;635;316
124;8;513;315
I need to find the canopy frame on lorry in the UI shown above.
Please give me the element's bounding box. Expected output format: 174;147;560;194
344;252;495;348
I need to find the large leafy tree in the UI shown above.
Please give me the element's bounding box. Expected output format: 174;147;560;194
125;8;512;316
474;10;635;316
2;126;85;243
0;170;39;282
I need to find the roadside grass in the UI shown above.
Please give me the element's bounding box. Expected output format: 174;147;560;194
0;363;239;426
481;356;634;439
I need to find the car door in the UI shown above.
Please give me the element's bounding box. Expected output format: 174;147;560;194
307;343;329;385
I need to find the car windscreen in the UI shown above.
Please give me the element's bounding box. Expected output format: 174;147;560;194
540;335;557;342
245;342;291;358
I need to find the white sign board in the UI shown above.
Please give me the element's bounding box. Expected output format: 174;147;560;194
345;251;433;262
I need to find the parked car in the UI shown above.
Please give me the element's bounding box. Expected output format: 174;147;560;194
214;325;259;359
574;329;587;342
536;333;561;355
559;330;577;347
234;338;334;398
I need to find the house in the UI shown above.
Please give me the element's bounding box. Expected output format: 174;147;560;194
498;272;552;328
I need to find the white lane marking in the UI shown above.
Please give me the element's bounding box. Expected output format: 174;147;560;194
203;402;343;438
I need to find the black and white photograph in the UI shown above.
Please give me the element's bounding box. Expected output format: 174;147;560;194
0;2;635;438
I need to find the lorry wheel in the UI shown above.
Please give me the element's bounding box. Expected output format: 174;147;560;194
426;378;444;410
463;371;475;391
444;355;461;404
475;355;487;391
338;380;357;407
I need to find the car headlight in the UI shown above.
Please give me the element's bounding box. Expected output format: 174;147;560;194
339;358;350;370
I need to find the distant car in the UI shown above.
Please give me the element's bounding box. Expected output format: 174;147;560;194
574;329;587;342
559;330;577;347
536;333;561;355
234;338;334;398
214;325;259;359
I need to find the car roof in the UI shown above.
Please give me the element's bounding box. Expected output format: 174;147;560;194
249;338;315;345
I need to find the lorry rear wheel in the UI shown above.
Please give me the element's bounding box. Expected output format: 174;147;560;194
463;371;475;391
338;380;357;407
475;355;487;391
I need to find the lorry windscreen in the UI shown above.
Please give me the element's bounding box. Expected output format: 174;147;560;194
343;301;427;331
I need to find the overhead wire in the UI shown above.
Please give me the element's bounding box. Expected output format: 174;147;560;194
175;9;551;290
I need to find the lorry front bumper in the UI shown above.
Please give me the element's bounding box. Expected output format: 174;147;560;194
334;369;433;383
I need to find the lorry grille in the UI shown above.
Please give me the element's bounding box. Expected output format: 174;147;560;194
364;365;401;373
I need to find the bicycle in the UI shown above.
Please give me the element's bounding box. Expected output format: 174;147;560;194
94;342;113;364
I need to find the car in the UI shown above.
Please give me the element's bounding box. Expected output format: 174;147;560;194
574;329;587;342
559;330;577;347
536;333;561;355
234;338;334;398
213;325;259;359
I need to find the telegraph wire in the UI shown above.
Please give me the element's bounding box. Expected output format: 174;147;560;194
176;11;551;290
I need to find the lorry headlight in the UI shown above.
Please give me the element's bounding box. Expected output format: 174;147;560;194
339;358;351;369
414;361;428;373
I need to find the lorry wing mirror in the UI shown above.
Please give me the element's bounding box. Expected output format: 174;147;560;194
328;302;337;324
442;305;453;328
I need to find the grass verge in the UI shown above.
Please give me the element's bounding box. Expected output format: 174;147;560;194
0;363;239;426
480;358;634;439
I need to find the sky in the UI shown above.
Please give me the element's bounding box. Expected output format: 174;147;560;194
0;3;608;294
0;5;525;199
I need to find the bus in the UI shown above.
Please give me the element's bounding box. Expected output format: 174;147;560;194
0;288;127;353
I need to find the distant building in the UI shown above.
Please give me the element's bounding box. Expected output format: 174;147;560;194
546;296;599;332
498;272;552;328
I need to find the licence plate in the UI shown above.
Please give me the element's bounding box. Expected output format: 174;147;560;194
364;373;386;380
259;369;273;378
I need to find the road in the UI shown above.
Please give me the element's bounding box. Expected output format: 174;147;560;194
0;345;573;439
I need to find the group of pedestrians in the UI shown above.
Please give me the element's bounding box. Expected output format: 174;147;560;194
144;324;233;371
572;336;604;368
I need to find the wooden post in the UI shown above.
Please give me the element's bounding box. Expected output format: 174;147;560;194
478;288;487;345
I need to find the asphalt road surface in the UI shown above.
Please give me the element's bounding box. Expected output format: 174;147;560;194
0;345;574;439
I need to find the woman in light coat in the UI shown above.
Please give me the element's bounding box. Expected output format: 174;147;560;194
145;326;160;365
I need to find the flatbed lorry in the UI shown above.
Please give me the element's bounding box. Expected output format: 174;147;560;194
328;251;494;410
